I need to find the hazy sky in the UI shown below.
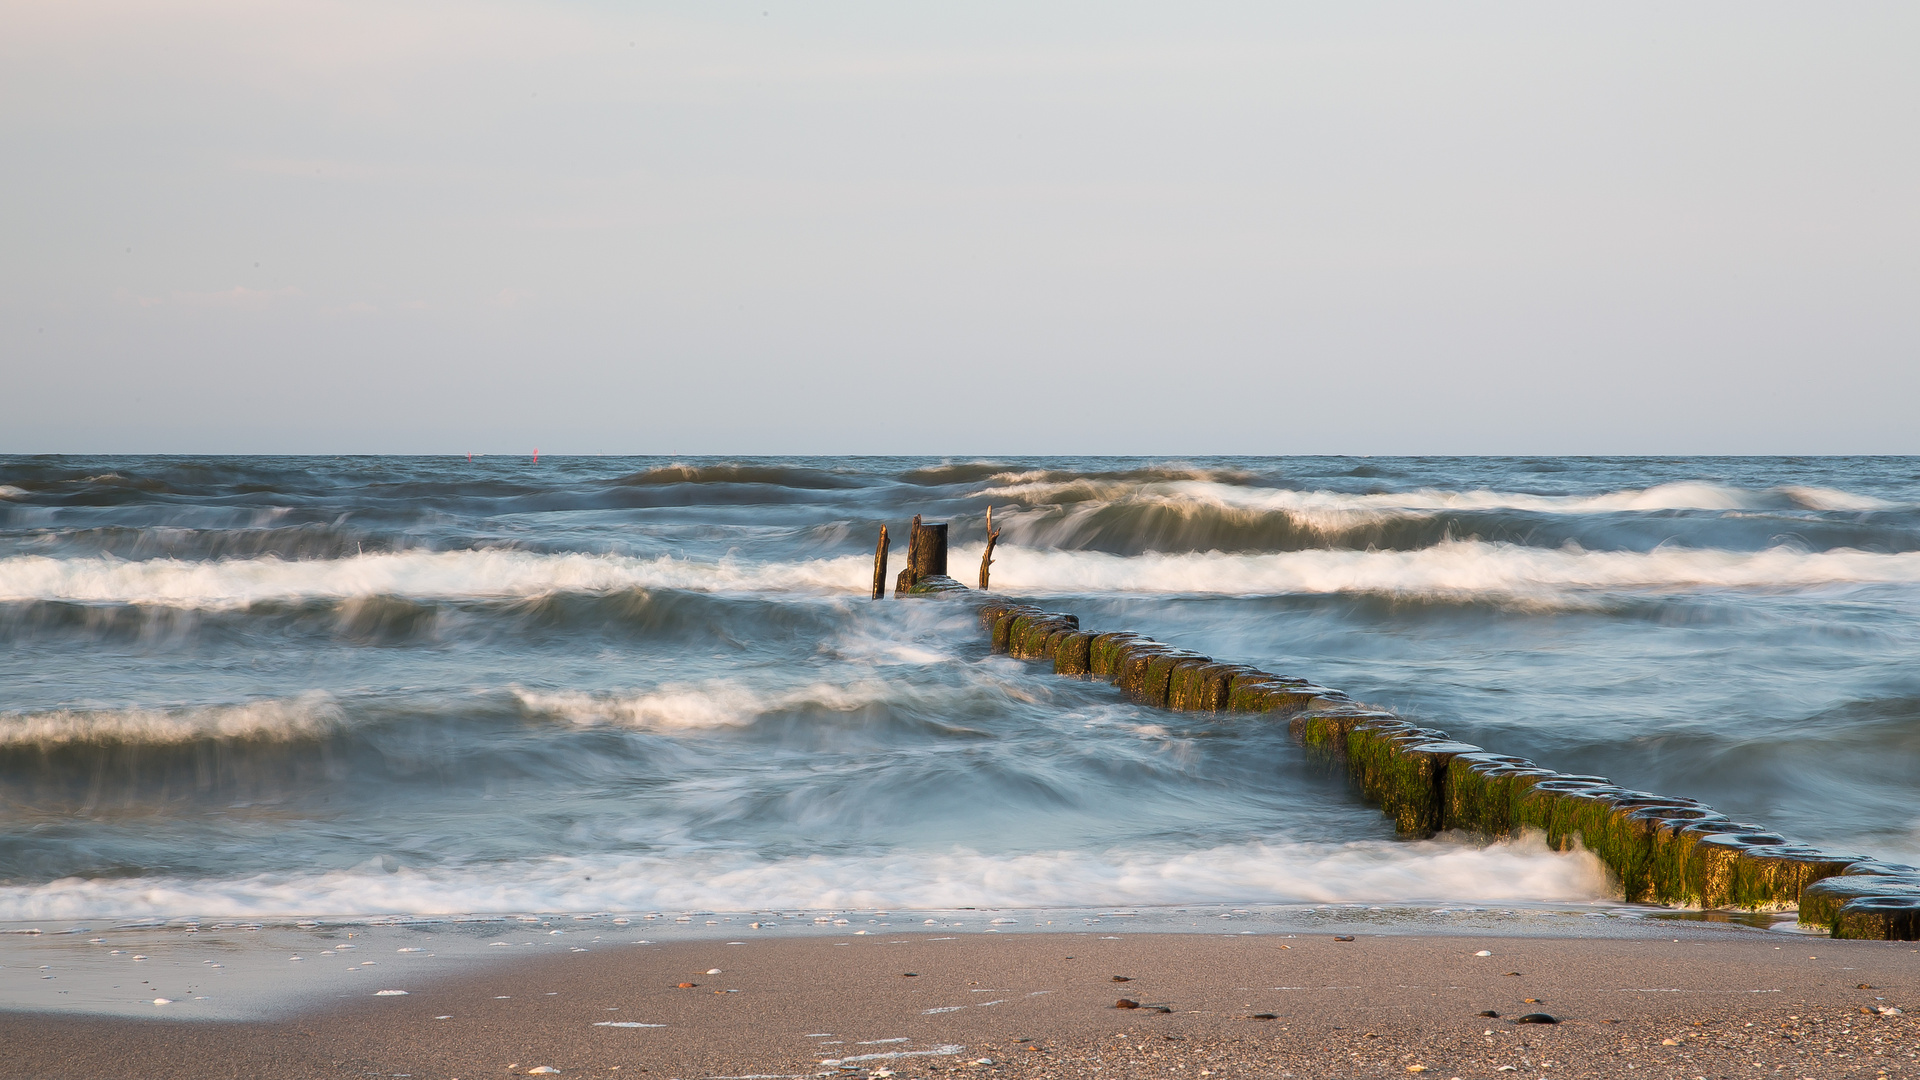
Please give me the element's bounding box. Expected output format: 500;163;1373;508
5;1;1917;455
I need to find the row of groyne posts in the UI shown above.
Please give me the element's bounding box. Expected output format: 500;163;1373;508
875;518;1920;940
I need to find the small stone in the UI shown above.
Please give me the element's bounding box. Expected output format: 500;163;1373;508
1334;935;1355;942
1514;1013;1558;1024
1524;998;1541;1004
676;982;697;988
1112;975;1132;982
706;968;722;974
1503;971;1522;976
1477;1011;1499;1018
527;1068;560;1075
152;998;171;1005
1662;1039;1679;1045
1250;1013;1277;1020
902;972;918;977
1408;1066;1430;1074
1115;999;1140;1009
1474;950;1492;957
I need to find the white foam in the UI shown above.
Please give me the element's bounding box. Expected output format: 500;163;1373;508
948;540;1920;602
973;478;1898;536
0;834;1610;920
0;549;872;609
0;485;26;500
511;681;897;732
0;692;345;747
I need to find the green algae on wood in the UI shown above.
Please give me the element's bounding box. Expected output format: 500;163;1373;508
1052;630;1093;676
1833;895;1920;941
1802;875;1920;931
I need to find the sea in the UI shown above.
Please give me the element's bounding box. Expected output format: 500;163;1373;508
4;455;1918;926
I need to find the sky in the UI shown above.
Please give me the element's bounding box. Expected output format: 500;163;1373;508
4;1;1917;455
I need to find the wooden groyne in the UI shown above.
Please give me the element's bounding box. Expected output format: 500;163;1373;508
884;520;1920;940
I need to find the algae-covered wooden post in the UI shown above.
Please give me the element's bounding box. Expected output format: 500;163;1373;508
871;525;889;600
978;505;1000;590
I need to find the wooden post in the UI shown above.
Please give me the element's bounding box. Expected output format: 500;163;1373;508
913;521;948;578
894;516;951;594
871;525;889;600
978;505;1000;590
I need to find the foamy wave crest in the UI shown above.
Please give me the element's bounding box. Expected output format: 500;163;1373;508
0;835;1609;919
0;550;872;609
513;681;895;731
0;693;345;747
977;479;1899;538
954;540;1920;599
0;485;26;500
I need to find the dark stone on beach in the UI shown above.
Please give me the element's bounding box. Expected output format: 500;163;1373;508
1115;999;1140;1009
1514;1013;1558;1024
1333;935;1354;942
1111;976;1132;982
1250;1013;1277;1020
1477;1011;1499;1018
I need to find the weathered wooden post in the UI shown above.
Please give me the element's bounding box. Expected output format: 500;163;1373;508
895;517;949;594
978;505;1000;590
871;525;889;600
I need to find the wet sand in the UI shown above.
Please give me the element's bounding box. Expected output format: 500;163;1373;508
3;929;1914;1079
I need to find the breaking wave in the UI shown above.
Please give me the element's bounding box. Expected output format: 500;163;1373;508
0;550;873;609
967;540;1920;601
0;833;1610;919
0;693;346;748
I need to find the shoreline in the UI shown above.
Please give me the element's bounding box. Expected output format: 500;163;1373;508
7;922;1912;1068
0;898;1814;1021
4;925;1914;1079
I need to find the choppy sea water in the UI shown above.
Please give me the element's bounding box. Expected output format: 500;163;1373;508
3;456;1917;924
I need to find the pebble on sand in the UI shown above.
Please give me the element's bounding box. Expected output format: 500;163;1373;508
1111;976;1133;982
152;998;171;1005
1115;999;1140;1009
527;1068;560;1075
375;990;409;996
1334;936;1355;942
1474;950;1492;956
1513;1013;1558;1024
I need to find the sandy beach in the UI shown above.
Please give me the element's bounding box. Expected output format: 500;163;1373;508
4;928;1914;1080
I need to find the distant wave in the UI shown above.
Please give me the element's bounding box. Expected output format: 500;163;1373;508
610;463;864;489
0;693;345;748
0;550;874;609
965;479;1908;555
964;540;1920;602
0;834;1610;919
985;477;1894;525
903;463;1260;488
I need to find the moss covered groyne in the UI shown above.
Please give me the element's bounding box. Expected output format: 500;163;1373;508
958;593;1920;940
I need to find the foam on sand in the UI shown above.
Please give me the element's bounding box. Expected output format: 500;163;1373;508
0;833;1609;920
